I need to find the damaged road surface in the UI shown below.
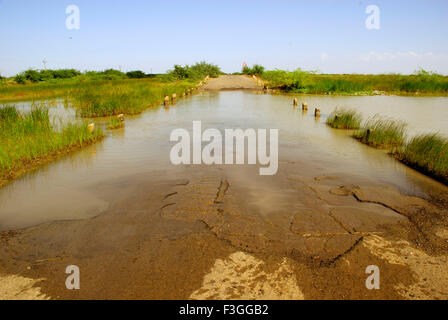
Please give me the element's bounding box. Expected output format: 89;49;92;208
1;91;448;300
1;164;448;300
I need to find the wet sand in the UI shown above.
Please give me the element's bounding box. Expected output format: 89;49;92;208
1;88;448;300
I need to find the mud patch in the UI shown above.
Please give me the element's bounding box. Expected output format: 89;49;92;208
190;251;304;300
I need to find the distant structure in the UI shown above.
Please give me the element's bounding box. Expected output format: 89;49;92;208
242;62;247;68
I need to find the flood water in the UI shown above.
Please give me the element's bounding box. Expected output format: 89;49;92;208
1;91;448;230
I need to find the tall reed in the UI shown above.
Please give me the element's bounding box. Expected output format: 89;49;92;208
399;133;448;183
354;115;407;149
326;108;362;129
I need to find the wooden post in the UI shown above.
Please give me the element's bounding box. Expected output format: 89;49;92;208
315;108;321;118
172;93;177;103
302;102;308;110
164;96;170;106
293;98;298;106
88;123;95;133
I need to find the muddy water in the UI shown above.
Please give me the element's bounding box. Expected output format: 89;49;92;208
1;92;448;231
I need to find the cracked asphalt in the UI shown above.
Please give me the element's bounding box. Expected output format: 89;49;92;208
1;163;448;299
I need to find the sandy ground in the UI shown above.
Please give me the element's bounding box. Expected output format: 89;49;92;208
202;75;262;91
1;78;448;300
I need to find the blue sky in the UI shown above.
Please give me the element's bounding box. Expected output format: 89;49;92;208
0;0;447;76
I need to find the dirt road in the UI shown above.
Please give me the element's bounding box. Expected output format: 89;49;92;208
202;75;262;91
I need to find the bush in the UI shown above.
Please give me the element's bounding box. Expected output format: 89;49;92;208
262;69;313;91
13;69;82;83
242;64;265;76
167;62;221;80
14;74;26;84
126;70;147;79
101;69;127;80
51;69;81;79
84;69;127;80
23;69;41;82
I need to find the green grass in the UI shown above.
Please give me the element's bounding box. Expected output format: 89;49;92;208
70;80;195;117
0;74;190;103
0;78;145;102
398;133;448;183
0;104;103;181
326;108;362;129
354;115;407;149
262;69;448;95
107;116;124;129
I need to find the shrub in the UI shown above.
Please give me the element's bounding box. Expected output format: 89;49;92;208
13;69;82;84
14;74;26;84
167;62;221;80
126;70;147;79
242;64;265;76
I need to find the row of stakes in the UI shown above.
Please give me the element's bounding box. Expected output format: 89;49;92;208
293;98;320;117
164;86;201;106
165;77;208;106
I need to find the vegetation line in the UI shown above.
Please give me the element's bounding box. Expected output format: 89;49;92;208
0;104;103;186
259;67;448;95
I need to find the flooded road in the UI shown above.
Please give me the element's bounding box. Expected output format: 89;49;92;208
1;91;448;299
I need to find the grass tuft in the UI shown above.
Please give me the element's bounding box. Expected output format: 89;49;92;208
107;116;124;130
0;104;103;181
398;133;448;183
326;108;362;129
354;115;407;149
